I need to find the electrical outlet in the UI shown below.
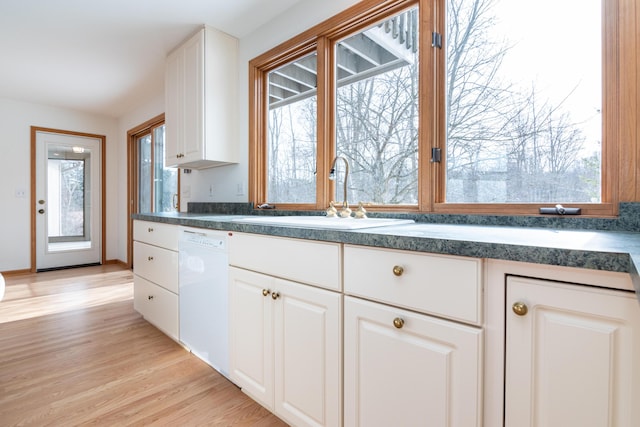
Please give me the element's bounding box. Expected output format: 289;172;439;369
236;182;245;196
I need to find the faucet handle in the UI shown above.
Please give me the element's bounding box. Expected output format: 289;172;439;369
355;202;367;219
326;201;338;217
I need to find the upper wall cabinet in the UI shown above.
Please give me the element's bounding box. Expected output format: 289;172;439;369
165;26;238;169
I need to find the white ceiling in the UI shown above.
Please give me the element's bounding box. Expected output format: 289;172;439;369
0;0;305;118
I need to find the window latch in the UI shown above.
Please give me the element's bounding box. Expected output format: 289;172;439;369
432;32;442;49
431;147;441;163
539;204;582;215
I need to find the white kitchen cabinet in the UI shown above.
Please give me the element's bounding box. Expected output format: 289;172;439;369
228;233;342;427
343;245;484;427
132;220;179;340
344;296;483;427
505;275;640;427
165;25;238;169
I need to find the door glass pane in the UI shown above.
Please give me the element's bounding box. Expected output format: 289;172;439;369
47;144;91;251
267;52;318;203
445;0;602;203
335;7;419;205
138;134;152;212
153;125;178;212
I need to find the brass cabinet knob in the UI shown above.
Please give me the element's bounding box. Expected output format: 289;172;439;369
512;302;528;316
271;292;280;300
147;227;154;232
38;199;46;205
393;317;405;329
262;289;271;297
147;256;154;261
38;209;45;214
148;295;154;300
392;265;404;276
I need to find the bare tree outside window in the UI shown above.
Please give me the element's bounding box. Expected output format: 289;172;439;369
267;53;318;203
445;0;601;203
263;0;602;207
335;7;420;205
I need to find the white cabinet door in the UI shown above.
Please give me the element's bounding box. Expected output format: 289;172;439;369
229;266;342;427
164;46;182;167
229;267;274;408
506;276;640;427
181;30;204;164
273;277;342;427
344;296;483;427
164;26;237;169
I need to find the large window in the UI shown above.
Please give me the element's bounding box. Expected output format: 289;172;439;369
267;52;318;203
335;8;420;205
445;0;601;204
250;0;616;215
131;120;178;214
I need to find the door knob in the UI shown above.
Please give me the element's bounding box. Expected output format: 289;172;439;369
38;209;45;214
512;302;528;316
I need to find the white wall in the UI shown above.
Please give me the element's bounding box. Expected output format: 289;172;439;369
182;0;360;206
0;97;119;271
0;0;362;271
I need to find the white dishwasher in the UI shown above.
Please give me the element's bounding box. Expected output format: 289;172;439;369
179;227;229;377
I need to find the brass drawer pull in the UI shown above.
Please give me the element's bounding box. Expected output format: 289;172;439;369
392;265;404;276
393;317;405;329
262;289;271;297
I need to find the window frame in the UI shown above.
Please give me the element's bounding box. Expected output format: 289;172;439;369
249;0;619;217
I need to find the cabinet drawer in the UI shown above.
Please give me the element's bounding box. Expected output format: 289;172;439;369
134;275;179;340
344;245;482;325
133;241;179;293
133;220;179;250
229;233;341;291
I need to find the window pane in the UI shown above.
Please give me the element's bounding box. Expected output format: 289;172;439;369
153;125;178;212
335;7;419;205
138;134;152;213
267;53;318;203
445;0;602;203
48;158;85;238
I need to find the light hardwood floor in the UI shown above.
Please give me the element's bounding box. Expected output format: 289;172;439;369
0;265;288;426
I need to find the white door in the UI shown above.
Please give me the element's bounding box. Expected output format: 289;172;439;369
505;276;640;427
35;131;101;270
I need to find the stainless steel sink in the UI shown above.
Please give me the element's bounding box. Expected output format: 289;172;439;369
230;216;414;230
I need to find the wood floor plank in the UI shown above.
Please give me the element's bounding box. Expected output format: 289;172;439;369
0;265;288;426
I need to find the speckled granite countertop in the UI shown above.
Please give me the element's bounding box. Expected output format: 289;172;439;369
133;211;640;299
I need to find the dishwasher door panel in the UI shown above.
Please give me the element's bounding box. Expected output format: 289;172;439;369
179;230;229;377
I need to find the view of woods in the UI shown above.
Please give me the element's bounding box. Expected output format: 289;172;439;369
267;0;601;205
48;158;85;237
